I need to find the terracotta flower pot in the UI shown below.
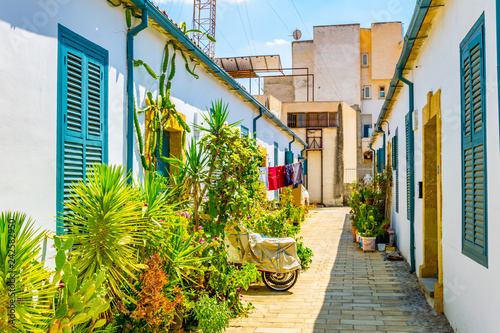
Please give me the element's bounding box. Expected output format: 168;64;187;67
351;225;357;242
365;198;374;205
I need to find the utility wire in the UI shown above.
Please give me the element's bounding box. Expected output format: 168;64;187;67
236;2;254;55
216;26;238;56
244;0;258;55
264;0;344;101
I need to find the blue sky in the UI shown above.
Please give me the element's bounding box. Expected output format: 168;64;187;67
155;0;417;68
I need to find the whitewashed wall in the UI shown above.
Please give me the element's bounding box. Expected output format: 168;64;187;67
374;0;500;331
0;0;303;241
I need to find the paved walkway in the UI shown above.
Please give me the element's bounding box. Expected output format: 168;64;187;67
226;207;453;333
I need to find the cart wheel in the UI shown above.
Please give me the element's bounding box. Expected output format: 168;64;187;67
262;270;299;292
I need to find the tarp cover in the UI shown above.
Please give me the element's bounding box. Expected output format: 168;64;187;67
225;224;301;273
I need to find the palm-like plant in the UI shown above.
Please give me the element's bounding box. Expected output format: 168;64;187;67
0;211;57;333
59;164;149;303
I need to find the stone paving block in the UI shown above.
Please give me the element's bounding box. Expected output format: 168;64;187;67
226;208;453;333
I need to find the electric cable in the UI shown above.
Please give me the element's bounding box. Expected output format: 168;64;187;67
236;2;254;55
244;0;258;55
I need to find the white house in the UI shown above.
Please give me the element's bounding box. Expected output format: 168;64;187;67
0;0;305;239
371;0;500;331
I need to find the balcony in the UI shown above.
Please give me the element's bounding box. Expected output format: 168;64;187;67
287;112;338;128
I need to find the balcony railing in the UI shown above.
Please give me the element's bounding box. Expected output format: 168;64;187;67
287;112;338;128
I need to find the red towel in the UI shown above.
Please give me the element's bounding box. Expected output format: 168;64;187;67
277;166;285;189
268;167;278;191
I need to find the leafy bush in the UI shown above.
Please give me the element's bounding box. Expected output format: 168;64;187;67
194;296;231;333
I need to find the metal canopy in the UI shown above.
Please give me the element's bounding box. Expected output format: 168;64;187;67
215;55;282;78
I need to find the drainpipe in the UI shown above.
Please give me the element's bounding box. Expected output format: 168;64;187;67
126;7;149;181
398;67;416;274
289;136;295;151
369;142;376;176
253;107;263;139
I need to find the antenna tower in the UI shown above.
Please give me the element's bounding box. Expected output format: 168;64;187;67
193;0;216;58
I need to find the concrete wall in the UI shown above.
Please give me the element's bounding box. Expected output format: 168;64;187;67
371;22;402;80
0;0;304;241
373;1;500;332
263;76;294;103
313;24;361;104
292;40;314;102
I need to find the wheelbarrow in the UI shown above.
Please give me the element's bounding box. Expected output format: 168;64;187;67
225;224;300;292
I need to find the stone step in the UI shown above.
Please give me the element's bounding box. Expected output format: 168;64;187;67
419;277;438;298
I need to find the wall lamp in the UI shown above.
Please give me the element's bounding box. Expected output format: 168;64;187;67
378;120;390;135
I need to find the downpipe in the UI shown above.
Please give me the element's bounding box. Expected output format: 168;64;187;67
398;67;416;274
126;7;149;181
253;107;263;139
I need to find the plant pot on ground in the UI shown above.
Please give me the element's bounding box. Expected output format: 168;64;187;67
355;204;386;252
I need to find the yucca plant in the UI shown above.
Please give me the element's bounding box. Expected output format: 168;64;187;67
59;164;149;304
0;211;57;333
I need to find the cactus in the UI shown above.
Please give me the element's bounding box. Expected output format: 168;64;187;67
48;236;110;333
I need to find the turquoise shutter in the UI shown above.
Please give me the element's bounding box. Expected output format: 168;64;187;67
241;125;249;137
57;27;108;233
461;16;487;266
395;129;399;213
406;114;411;219
156;130;170;176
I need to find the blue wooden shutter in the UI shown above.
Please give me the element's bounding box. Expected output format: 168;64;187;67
241;125;249;137
57;26;108;232
461;16;487;266
156;130;170;176
395;129;399;213
406;114;411;219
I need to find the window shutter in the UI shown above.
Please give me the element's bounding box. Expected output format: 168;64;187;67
406;114;411;219
395;129;399;213
241;125;249;137
461;16;487;266
58;27;108;232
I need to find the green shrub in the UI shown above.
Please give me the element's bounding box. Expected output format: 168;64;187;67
194;296;231;333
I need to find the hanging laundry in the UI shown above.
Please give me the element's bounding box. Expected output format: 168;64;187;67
284;164;293;187
259;167;269;188
268;166;278;191
292;162;303;186
276;165;285;189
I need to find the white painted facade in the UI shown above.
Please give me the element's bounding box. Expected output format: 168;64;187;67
372;0;500;332
0;0;304;239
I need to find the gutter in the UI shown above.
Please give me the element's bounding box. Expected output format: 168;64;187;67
128;0;305;148
126;7;149;180
253;107;263;139
289;136;295;151
369;142;375;175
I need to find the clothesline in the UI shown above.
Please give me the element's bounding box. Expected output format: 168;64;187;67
259;161;304;191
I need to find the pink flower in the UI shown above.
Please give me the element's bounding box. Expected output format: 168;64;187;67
251;226;254;228
186;213;191;218
198;226;203;230
247;216;251;219
200;239;205;244
211;238;215;242
237;287;241;292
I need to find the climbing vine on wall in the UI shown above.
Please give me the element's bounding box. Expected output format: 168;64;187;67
108;0;215;172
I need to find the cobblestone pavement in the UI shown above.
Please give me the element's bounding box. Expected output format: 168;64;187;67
226;207;453;333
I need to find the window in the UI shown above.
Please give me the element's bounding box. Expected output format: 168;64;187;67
274;142;279;200
461;15;487;267
379;86;386;98
361;53;369;67
241;125;249;137
362;124;372;138
156;130;170;176
363;86;371;99
57;26;108;233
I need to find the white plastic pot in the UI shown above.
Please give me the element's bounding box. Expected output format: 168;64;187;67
377;243;386;251
360;236;376;251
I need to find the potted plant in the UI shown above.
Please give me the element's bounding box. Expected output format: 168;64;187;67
356;204;385;251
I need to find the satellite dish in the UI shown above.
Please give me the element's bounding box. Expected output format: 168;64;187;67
292;29;302;40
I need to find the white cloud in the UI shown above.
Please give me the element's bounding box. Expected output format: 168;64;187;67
266;39;289;47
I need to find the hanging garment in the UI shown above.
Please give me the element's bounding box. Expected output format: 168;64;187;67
259;167;269;188
276;166;285;189
268;167;278;191
284;164;293;187
292;162;303;186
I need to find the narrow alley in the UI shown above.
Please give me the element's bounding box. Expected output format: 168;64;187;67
227;208;453;333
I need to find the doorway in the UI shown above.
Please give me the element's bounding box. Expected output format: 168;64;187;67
420;90;443;313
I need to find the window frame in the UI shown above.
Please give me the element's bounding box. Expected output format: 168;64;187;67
363;86;371;99
361;53;369;67
56;25;108;234
379;85;386;99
